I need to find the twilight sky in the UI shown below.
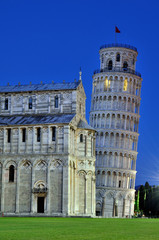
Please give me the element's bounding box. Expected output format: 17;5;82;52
0;0;158;186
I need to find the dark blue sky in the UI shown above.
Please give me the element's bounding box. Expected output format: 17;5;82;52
0;0;158;186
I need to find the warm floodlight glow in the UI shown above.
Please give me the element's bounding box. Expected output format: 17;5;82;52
123;78;128;91
105;77;110;90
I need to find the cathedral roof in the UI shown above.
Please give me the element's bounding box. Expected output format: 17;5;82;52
0;114;75;126
77;120;95;131
0;81;81;93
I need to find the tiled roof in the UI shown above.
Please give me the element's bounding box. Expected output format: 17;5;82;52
0;114;75;126
0;81;81;93
77;120;95;131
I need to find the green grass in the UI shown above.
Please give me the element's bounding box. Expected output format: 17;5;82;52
0;217;159;240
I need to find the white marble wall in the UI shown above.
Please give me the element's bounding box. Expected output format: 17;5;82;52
90;46;142;218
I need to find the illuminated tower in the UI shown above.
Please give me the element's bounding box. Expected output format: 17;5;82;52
90;43;142;218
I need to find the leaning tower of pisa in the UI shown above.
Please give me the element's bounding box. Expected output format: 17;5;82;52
90;43;142;218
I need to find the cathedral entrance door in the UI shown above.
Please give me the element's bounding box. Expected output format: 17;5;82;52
37;197;44;213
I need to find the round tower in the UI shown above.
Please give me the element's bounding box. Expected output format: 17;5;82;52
90;43;142;218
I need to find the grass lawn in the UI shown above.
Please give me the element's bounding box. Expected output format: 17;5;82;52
0;217;158;240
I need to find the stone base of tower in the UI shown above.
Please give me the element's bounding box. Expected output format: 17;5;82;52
96;188;135;218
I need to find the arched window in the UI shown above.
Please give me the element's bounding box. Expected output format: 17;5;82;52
123;61;128;71
37;127;41;142
22;128;26;142
108;60;113;70
7;128;11;143
28;97;32;109
116;53;120;62
52;126;56;141
5;98;8;110
80;134;83;142
9;165;15;182
55;96;58;108
119;180;121;188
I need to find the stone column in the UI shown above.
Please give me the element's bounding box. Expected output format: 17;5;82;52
73;166;76;214
85;175;88;214
112;198;115;217
1;166;5;212
18;128;20;154
31;166;35;213
122;198;125;217
64;126;69;153
46;163;50;214
129;199;132;217
32;127;35;153
71;166;74;214
102;196;106;217
40;127;43;153
11;128;13;153
116;172;119;188
15;166;20;213
48;126;51;153
62;163;69;215
125;97;128;111
74;171;79;214
110;171;113;187
26;127;28;153
91;176;95;215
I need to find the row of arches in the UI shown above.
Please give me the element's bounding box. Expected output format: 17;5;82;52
91;95;140;113
96;170;135;190
93;75;141;96
95;151;136;170
100;52;135;68
90;113;139;132
96;131;138;151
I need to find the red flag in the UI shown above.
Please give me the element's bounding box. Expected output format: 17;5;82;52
115;26;120;33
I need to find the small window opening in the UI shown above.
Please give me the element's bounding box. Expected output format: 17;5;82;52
5;98;8;110
9;165;15;182
22;128;26;142
7;129;11;143
52;127;56;141
108;60;113;70
80;134;83;142
119;180;121;188
29;97;33;109
116;54;120;62
37;128;41;142
123;61;128;71
55;96;58;108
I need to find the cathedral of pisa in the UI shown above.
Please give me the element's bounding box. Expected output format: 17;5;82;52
90;43;142;217
0;79;96;216
0;43;142;218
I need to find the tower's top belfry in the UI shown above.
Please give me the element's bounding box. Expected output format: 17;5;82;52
97;43;140;77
